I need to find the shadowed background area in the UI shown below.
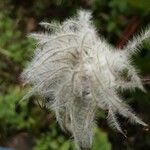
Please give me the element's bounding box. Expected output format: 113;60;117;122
0;0;150;150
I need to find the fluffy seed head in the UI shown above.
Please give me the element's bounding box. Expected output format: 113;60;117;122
21;10;149;150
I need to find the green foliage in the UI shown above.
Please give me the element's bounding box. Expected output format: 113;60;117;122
0;87;36;129
33;123;73;150
126;0;150;13
0;87;24;126
0;12;34;64
93;127;111;150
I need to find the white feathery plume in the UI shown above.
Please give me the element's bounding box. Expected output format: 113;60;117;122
21;10;149;150
123;25;150;55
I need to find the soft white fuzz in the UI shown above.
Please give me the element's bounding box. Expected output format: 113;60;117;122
21;10;149;150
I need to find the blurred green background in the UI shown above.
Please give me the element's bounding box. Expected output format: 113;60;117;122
0;0;150;150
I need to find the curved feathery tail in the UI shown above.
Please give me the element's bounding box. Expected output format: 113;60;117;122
69;97;96;150
123;26;150;55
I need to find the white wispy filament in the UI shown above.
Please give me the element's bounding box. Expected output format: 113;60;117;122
22;10;149;150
